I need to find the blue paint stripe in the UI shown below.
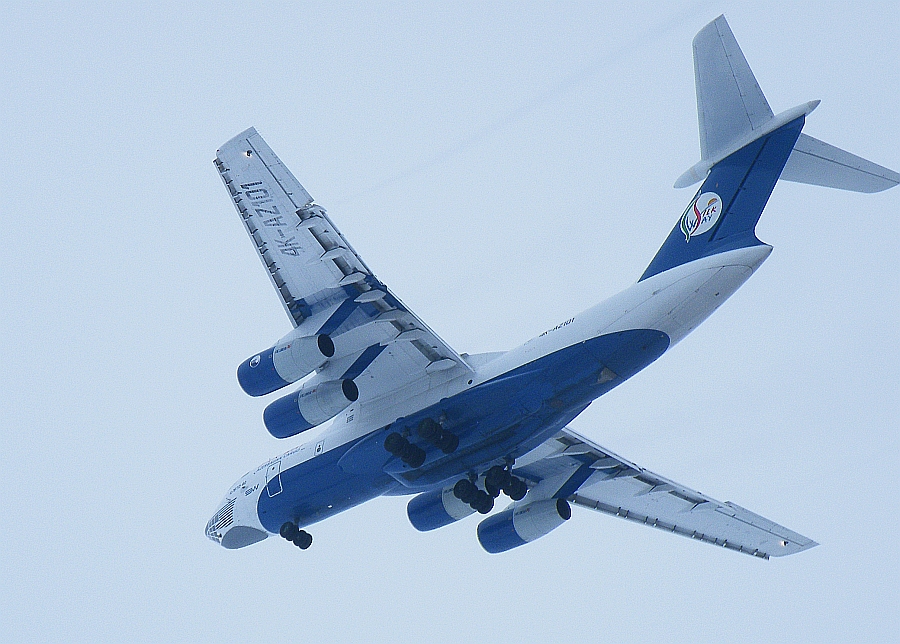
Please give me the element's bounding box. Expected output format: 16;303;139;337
407;490;457;532
317;298;358;336
554;462;595;499
236;346;291;396
477;508;528;553
263;390;314;439
342;344;386;381
639;117;803;281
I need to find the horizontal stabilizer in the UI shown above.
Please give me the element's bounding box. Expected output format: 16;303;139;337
781;133;900;193
677;15;898;194
675;101;818;189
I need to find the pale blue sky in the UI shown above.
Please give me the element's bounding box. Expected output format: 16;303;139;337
2;2;898;642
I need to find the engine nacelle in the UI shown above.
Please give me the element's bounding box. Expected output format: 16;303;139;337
476;498;571;553
407;486;476;531
263;378;358;438
237;332;335;397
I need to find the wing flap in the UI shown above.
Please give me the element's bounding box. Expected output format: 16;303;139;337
216;128;382;324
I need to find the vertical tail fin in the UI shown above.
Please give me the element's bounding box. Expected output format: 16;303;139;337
676;15;898;194
643;15;900;282
641;117;803;282
693;15;773;161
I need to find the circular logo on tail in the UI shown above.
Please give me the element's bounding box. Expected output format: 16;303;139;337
681;192;722;242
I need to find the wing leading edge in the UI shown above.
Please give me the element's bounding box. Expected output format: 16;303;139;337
514;428;817;559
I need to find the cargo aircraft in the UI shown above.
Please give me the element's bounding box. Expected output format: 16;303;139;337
207;16;897;558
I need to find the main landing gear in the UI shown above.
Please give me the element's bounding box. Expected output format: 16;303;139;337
384;418;459;468
484;465;527;501
280;522;312;550
452;465;527;514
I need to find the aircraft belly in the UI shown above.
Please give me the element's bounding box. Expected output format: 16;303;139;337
378;329;670;489
256;329;669;532
479;246;771;386
256;441;397;532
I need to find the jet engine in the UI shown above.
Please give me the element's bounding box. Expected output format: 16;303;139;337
237;332;335;397
476;498;571;553
263;378;358;438
407;486;476;531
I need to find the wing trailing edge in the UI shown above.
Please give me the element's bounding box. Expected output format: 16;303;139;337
514;428;817;559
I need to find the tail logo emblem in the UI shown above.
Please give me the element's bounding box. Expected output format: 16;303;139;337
681;192;722;242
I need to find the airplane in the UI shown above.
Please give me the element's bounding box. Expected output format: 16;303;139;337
206;16;898;559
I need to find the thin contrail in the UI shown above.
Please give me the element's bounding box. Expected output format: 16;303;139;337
333;0;719;207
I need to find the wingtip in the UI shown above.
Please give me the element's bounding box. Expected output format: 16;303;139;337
694;14;729;44
216;127;259;156
766;537;819;558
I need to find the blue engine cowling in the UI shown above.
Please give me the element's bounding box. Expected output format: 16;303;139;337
476;498;571;553
237;333;335;397
263;378;358;438
407;487;476;531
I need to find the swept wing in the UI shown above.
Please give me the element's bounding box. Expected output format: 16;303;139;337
215;128;473;403
514;428;817;559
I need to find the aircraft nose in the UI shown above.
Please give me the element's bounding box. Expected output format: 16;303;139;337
205;498;235;545
205;498;268;549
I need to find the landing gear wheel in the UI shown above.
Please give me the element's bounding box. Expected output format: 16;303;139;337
280;522;298;540
401;444;427;468
416;418;442;442
485;465;510;490
292;530;313;550
472;490;494;514
436;431;459;454
506;477;527;501
384;432;405;455
454;478;477;504
485;479;502;499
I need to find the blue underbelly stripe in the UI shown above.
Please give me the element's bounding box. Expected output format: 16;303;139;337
257;328;670;532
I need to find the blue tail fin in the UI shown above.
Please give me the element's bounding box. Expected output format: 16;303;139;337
640;117;803;281
642;16;899;282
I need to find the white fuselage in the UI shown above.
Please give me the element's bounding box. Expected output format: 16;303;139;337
208;244;772;546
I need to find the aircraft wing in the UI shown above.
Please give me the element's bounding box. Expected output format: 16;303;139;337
215;128;473;399
513;427;817;559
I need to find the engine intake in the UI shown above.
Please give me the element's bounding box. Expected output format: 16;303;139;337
476;498;571;553
407;486;475;531
263;378;358;438
237;333;334;397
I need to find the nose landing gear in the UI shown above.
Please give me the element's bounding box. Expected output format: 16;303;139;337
280;522;312;550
